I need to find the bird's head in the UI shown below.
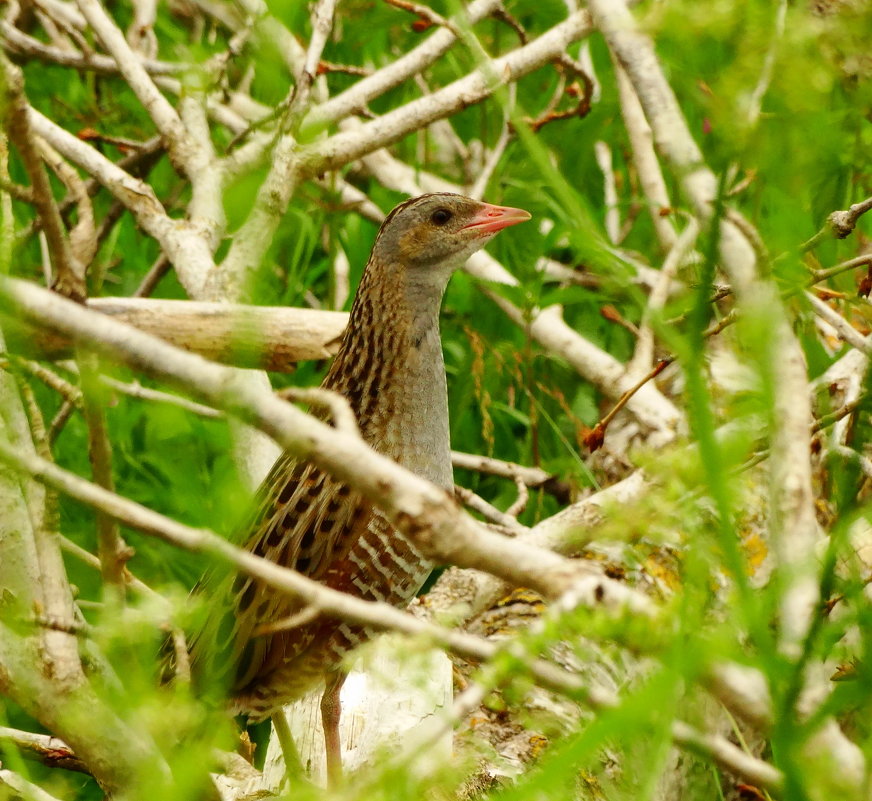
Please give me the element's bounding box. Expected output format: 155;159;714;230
372;193;531;273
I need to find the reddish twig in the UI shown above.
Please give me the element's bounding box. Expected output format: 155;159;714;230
491;6;528;44
525;79;594;133
317;61;372;77
383;0;461;35
0;727;91;775
601;304;640;336
585;311;737;451
584;358;672;451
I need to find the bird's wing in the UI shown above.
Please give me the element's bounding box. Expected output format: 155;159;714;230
224;454;373;691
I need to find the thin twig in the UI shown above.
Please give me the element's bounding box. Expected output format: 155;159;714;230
801;195;872;252
627;217;698;376
133;253;172;297
37;139;97;271
451;450;557;487
100;375;223;418
78;353;129;598
316;60;372;77
383;0;462;36
454;485;529;535
0;54;84;299
587;309;737;450
59;533;160;601
594;140;620;244
283;0;337;130
0;727;90;775
276;386;359;435
0;20;182;75
505;473;529;518
0;769;69;801
0;175;35;202
745;0;787;126
583;358;673;451
253;606;320;636
811;397;863;435
2;355;82;406
805;292;871;355
469;84;515;199
47;399;76;444
808;254;872;285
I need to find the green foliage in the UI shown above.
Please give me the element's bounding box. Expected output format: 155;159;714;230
2;0;871;798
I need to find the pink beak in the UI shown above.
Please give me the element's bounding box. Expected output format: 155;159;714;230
460;202;532;234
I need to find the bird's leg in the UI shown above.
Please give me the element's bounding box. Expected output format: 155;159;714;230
321;669;347;786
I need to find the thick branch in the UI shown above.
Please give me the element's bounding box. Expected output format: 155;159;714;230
0;276;652;611
0;438;646;702
1;297;346;370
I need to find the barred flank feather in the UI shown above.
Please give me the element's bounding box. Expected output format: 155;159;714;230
191;194;529;723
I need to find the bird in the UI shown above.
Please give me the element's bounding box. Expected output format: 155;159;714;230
194;192;531;782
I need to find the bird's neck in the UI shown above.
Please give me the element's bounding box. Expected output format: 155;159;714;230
321;258;453;488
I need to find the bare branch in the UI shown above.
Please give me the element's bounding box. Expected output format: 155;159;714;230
36;139;97;270
75;0;195;173
0;769;67;801
27;107;217;298
0;20;182;75
126;0;157;57
383;0;462;37
802;195;872;251
450;450;557;489
594;140;620;244
613;61;677;250
286;0;337;127
0;276;654;611
744;0;787;126
806;292;872;356
454;485;529;535
276;386;359;435
0;437;651;700
99;375;223;419
59;533;162;601
808;254;872;285
0;55;84;299
78;354;128;597
133;254;171;297
0;727;90;774
627;217;698;377
670;721;783;794
505;473;529;519
300;10;598;177
588;0;820;657
2;297;346;370
302;0;503;132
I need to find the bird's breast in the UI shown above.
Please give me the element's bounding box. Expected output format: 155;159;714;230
366;324;452;489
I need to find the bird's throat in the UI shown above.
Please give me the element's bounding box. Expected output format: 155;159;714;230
323;260;453;489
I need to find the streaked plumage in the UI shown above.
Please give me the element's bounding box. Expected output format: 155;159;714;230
195;193;531;775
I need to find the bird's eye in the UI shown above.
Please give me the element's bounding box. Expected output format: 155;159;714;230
430;208;452;226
